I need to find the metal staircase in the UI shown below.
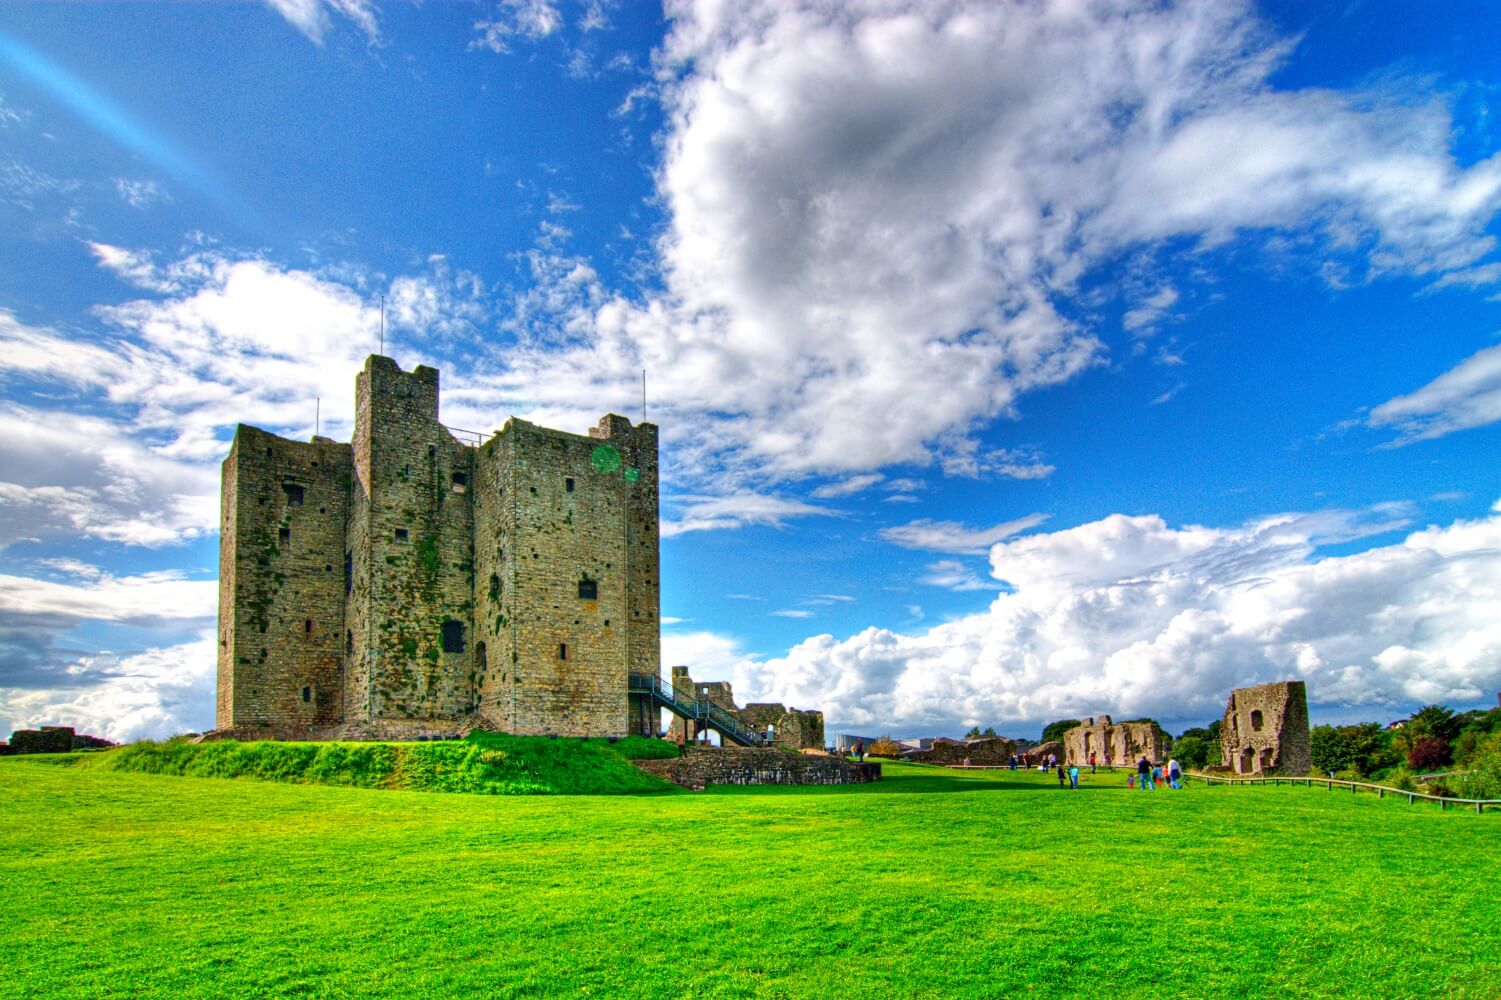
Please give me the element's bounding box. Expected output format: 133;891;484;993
628;673;767;747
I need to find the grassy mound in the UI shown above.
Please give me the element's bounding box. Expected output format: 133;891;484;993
73;731;675;795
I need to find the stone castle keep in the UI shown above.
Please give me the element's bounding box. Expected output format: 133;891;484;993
215;355;660;739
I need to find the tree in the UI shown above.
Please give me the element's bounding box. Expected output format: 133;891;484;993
1041;719;1081;743
1406;736;1451;772
981;726;998;738
1172;735;1210;768
1311;722;1399;776
964;726;982;739
1407;704;1462;742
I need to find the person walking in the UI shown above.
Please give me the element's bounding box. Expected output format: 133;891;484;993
1167;756;1182;789
1009;753;1018;771
1137;754;1152;791
1068;764;1080;789
1151;763;1163;790
853;740;864;762
1089;751;1097;774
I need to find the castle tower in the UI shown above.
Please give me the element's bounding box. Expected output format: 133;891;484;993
215;355;660;739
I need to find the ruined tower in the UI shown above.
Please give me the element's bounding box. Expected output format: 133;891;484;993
216;355;660;739
1220;681;1311;776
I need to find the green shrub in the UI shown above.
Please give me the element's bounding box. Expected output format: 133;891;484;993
1383;766;1418;792
1452;733;1501;801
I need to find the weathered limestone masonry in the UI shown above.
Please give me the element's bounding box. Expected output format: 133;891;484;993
666;665;825;749
635;746;880;790
1221;681;1311;776
903;736;1017;765
1063;716;1168;767
216;355;660;740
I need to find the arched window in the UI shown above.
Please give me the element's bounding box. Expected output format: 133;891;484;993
1250;709;1264;732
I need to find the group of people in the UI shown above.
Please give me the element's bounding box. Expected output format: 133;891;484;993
1130;755;1184;790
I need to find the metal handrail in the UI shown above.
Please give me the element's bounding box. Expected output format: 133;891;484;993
628;673;766;746
1188;771;1499;814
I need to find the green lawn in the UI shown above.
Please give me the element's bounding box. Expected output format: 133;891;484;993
1;759;1497;999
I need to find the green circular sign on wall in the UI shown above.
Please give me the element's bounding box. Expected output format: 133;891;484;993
590;444;622;473
624;467;640;483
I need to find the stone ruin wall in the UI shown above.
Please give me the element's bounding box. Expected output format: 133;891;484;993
903;736;1016;765
1221;680;1311;776
635;746;879;790
666;667;825;749
1063;716;1168;767
216;354;659;741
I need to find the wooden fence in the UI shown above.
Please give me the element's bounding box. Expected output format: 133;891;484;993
1188;771;1499;815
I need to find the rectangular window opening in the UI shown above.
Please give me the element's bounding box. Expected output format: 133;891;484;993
301;685;312;704
452;471;468;492
304;618;313;634
441;619;465;654
283;483;304;506
565;477;575;493
558;643;568;661
394;528;409;543
578;579;597;600
278;527;291;544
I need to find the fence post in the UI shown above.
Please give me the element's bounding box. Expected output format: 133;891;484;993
1408;793;1414;804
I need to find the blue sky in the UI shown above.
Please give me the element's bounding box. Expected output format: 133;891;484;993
2;0;1500;743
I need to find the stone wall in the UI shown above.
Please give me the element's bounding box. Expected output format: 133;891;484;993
635;746;880;789
1221;681;1311;776
664;666;826;749
217;425;352;730
1062;716;1168;767
216;354;659;740
904;736;1016;765
736;703;826;750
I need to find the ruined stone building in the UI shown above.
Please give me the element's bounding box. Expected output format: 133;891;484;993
667;666;825;750
216;355;660;739
1221;681;1311;776
1063;716;1168;767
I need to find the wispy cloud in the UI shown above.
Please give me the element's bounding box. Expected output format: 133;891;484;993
880;514;1048;555
918;559;993;592
1367;343;1501;445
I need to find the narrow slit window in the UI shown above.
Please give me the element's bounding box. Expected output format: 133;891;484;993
578;579;597;600
565;477;575;493
304;618;313;634
558;643;568;661
301;685;311;704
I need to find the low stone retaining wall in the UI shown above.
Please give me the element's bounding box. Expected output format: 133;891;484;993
635;746;881;790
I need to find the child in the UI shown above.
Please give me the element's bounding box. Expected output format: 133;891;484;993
1151;765;1163;790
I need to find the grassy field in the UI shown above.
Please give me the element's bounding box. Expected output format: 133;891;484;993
1;758;1497;999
